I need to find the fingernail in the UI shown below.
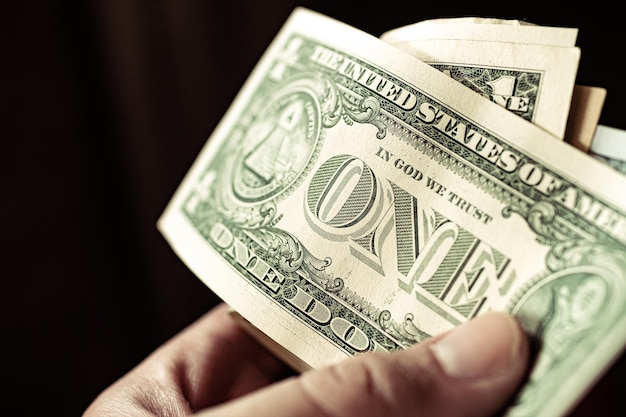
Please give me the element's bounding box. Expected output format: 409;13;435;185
430;313;522;380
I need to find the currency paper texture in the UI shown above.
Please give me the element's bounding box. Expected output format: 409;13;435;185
380;19;580;139
159;8;626;417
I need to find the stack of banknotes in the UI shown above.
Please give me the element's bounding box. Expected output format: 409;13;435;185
158;8;626;417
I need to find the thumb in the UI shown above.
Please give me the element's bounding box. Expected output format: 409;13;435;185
200;312;530;417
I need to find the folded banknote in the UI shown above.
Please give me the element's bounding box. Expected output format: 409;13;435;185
159;8;626;417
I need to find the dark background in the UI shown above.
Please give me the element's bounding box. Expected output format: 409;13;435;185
5;1;626;415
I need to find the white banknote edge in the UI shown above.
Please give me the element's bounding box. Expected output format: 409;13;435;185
590;124;626;161
379;18;578;47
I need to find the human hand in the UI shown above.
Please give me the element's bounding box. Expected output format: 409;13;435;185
84;303;529;417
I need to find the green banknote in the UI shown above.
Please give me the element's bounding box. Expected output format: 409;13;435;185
380;19;581;139
158;8;626;417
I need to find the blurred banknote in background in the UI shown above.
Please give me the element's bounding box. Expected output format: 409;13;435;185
590;124;626;175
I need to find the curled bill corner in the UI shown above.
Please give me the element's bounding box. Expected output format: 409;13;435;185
590;124;626;160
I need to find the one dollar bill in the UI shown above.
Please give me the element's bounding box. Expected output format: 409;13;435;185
380;18;581;139
158;8;626;417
